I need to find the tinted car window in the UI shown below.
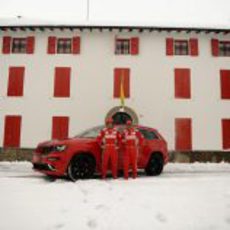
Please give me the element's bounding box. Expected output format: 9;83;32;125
139;128;159;140
77;125;104;138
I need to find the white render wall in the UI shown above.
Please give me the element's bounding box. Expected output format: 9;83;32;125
0;29;230;150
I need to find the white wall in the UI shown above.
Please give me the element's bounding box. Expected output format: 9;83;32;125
0;29;229;150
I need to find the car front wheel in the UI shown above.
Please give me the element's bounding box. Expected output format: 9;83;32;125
145;153;164;176
68;154;96;181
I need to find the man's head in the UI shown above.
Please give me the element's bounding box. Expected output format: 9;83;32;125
126;120;132;128
105;117;113;128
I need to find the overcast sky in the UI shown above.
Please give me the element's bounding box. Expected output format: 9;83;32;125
0;0;229;27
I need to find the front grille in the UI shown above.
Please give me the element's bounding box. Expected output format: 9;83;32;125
33;163;55;171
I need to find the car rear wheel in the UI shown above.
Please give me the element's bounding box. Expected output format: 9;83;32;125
145;153;164;176
68;154;96;181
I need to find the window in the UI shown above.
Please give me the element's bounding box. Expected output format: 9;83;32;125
115;39;130;54
7;67;25;96
174;40;189;55
115;37;139;55
3;115;22;148
54;67;71;97
2;36;35;54
175;118;192;151
166;38;198;56
222;119;230;149
114;68;130;98
139;129;159;140
12;38;27;53
52;116;69;140
211;39;230;57
47;36;80;54
57;38;72;54
174;68;191;99
219;42;230;56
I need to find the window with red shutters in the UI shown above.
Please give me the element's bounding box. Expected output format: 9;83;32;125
220;70;230;99
7;67;25;96
114;68;130;98
115;37;139;55
2;36;11;54
174;68;191;99
166;38;199;56
54;67;71;97
222;119;230;149
3;115;22;148
175;118;192;151
211;39;230;57
48;36;80;54
52;116;69;140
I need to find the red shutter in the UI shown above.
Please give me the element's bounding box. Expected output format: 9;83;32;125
72;36;80;54
48;36;56;54
174;68;191;99
222;119;230;149
220;70;230;99
114;68;130;98
3;115;22;148
211;39;219;56
54;67;71;97
189;38;198;56
52;116;69;140
26;36;35;54
175;118;192;151
2;36;11;54
7;67;25;96
166;38;174;56
130;37;139;55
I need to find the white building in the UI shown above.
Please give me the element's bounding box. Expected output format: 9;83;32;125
0;23;229;155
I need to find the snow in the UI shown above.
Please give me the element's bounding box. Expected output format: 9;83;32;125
0;162;230;230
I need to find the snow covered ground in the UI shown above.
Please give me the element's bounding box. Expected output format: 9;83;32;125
0;162;230;230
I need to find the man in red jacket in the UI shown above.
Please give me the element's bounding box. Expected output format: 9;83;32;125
123;120;143;179
97;118;121;179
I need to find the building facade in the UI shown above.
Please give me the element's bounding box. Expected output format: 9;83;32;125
0;25;230;156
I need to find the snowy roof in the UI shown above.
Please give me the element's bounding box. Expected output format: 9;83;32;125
0;17;229;32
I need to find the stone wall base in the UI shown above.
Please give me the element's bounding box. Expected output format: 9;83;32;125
0;148;230;163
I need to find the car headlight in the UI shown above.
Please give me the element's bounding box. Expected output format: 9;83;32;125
55;145;67;152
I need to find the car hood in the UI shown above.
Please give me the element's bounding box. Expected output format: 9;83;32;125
37;137;97;147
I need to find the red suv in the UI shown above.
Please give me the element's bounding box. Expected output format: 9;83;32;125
32;125;168;181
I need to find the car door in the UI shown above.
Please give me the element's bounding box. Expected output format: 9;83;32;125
138;128;161;167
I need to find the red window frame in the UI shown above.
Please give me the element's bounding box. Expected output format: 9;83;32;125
3;115;22;148
174;68;191;99
220;70;230;99
175;118;192;151
54;67;71;97
7;67;25;97
114;68;130;98
52;116;69;140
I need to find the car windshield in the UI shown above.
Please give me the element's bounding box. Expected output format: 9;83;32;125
75;125;127;138
76;125;105;138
